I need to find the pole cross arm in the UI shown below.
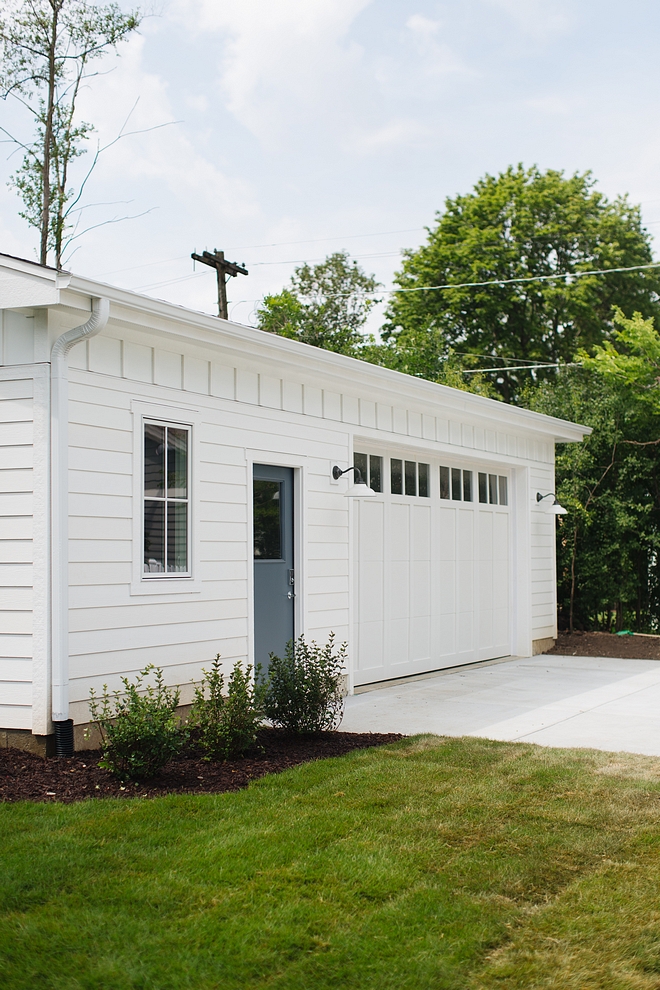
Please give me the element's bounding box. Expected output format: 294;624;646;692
190;247;249;319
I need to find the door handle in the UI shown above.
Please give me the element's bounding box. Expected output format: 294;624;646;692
287;591;295;600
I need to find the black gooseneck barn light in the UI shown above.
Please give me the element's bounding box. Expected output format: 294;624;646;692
536;491;567;515
332;464;377;498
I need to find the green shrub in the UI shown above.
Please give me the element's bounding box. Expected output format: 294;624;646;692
89;665;186;780
264;633;347;733
190;656;264;760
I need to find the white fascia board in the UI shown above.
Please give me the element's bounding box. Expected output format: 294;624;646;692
55;271;591;444
0;253;71;308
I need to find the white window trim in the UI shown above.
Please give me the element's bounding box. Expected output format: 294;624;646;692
130;398;202;597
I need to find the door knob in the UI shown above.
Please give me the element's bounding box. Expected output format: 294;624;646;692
287;591;295;600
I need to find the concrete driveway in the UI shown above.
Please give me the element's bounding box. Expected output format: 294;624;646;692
342;654;660;756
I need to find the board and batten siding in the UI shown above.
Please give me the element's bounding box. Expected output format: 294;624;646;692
59;322;560;718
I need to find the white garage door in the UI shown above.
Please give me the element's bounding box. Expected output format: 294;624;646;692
353;451;511;686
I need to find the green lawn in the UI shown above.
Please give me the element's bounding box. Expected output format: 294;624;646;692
2;735;660;989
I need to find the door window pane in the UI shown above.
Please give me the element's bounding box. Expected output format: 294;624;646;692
354;452;368;486
478;472;488;503
451;467;462;500
144;500;165;572
167;428;188;497
369;455;382;493
499;476;508;506
463;470;473;502
144;423;165;496
391;458;403;494
405;460;417;496
253;480;282;559
440;466;450;499
489;474;498;504
167;502;188;572
418;463;429;497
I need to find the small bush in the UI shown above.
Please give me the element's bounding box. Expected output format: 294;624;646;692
190;656;264;760
264;633;347;733
89;665;185;780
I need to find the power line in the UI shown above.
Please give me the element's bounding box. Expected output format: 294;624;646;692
384;260;660;295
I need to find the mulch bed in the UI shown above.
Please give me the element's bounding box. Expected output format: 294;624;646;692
0;729;403;804
545;630;660;660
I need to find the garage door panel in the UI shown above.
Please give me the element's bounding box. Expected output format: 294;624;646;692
388;617;409;665
437;560;456;614
359;500;384;560
389;561;410;619
390;503;409;560
437;509;456;560
436;612;456;656
359;559;384;620
410;616;430;662
458;610;474;653
358;620;384;670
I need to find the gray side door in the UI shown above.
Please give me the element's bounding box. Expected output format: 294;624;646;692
253;464;295;676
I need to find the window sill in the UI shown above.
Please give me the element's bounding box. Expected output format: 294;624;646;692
130;575;202;597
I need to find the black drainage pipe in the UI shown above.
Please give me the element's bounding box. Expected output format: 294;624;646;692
54;719;74;757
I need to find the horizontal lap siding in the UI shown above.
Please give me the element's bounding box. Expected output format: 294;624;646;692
67;373;351;720
0;379;33;729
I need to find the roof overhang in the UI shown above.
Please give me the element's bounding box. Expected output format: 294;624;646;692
0;252;591;444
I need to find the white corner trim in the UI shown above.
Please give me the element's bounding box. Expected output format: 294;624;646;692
130;398;203;597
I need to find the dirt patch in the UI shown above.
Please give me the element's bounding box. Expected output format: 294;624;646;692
0;729;403;804
545;631;660;660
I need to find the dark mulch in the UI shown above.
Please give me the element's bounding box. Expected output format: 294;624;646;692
545;630;660;660
0;729;403;804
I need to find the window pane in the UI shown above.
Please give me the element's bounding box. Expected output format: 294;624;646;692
369;455;382;493
499;476;508;506
405;460;417;496
167;427;188;498
144;423;165;496
451;467;462;500
144;499;165;573
463;470;473;502
440;466;450;500
489;474;498;504
253;480;282;559
418;463;429;497
167;502;188;572
478;472;488;503
391;458;402;494
354;452;368;486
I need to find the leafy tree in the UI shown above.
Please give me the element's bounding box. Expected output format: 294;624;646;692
0;0;141;268
528;362;660;633
383;165;660;400
256;251;380;357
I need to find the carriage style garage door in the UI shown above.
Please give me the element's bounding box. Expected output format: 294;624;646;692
353;450;511;686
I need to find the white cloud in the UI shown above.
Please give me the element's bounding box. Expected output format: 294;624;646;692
170;0;374;146
404;12;472;79
485;0;571;39
350;118;431;154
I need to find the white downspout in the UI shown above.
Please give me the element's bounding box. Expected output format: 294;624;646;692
51;297;109;732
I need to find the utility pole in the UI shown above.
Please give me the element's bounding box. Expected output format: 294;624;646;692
190;249;248;319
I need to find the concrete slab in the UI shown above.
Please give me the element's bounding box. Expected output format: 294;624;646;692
342;654;660;756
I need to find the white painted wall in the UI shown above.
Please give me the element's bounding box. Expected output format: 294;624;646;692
0;260;587;733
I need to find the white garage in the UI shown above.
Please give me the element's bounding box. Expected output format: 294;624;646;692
0;252;589;752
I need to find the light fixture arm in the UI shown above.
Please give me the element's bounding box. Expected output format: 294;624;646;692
536;492;557;503
333;464;367;485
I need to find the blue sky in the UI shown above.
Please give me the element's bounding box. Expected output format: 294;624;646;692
1;0;659;329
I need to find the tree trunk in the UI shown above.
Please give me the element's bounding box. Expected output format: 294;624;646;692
41;6;59;267
569;524;578;633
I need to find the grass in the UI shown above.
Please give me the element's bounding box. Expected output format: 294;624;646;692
1;735;660;989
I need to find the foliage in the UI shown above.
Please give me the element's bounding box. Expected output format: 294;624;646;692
0;0;141;267
190;656;264;760
4;737;660;988
89;664;185;780
526;361;660;632
264;633;347;733
382;165;660;400
256;251;381;356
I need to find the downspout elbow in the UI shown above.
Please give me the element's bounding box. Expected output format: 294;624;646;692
51;297;109;752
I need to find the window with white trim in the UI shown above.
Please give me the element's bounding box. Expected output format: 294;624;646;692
143;421;190;575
